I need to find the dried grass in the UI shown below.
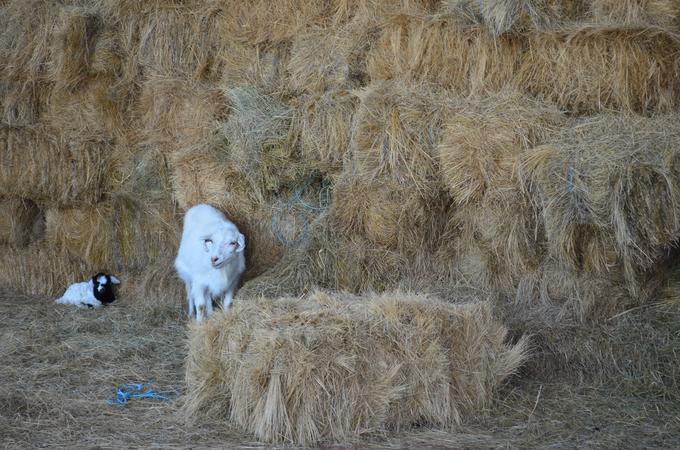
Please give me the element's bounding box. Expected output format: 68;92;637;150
293;89;357;173
367;15;522;94
350;80;454;196
330;178;436;251
212;0;335;45
518;25;680;113
44;200;179;272
49;6;102;91
591;0;680;28
137;75;226;151
444;0;589;35
0;81;47;127
134;3;226;79
0;126;112;207
0;0;60;84
45;74;129;140
0;197;42;247
522;114;680;292
185;291;528;444
221;86;302;193
0;246;93;297
437;91;564;206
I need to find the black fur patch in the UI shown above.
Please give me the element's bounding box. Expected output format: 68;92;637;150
92;272;117;304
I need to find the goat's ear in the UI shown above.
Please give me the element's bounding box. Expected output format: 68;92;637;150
237;233;246;252
110;275;121;285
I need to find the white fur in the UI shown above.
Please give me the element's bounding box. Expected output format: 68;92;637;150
174;204;246;321
55;279;103;309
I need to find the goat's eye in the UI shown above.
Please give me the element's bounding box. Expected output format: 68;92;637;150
230;241;237;246
204;239;212;244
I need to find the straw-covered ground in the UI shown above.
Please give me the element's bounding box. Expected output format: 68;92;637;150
2;286;678;449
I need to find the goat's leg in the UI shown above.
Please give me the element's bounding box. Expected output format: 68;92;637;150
191;285;209;322
206;295;214;317
221;286;235;310
184;282;195;319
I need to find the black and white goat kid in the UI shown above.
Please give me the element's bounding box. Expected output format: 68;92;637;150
55;273;121;309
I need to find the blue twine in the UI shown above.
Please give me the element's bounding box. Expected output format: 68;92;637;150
108;383;178;406
271;174;331;247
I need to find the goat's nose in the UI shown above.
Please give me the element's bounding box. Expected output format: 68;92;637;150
211;256;219;264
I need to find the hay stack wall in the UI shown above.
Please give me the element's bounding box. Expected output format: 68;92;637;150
0;0;678;307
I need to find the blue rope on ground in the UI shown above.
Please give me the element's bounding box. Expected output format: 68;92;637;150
108;383;178;406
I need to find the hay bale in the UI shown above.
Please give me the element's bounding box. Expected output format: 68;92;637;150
0;0;60;125
0;81;46;127
0;197;42;247
168;139;260;215
221;86;302;193
134;3;227;79
590;0;680;28
518;25;680;113
293;89;357;174
0;0;60;83
437;91;564;206
0;245;93;297
444;0;588;35
185;291;528;444
90;22;124;76
218;41;290;93
512;257;656;323
45;74;129;140
0;126;111;207
237;217;411;299
452;189;545;293
137;76;226;150
366;15;522;95
287;22;374;93
44;200;179;272
369;16;680;113
211;0;334;45
350;80;455;196
522;114;680;292
49;6;102;91
330;178;438;251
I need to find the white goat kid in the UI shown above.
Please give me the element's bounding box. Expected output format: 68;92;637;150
55;273;121;309
174;204;246;321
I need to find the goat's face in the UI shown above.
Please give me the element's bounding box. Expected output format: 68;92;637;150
92;273;121;294
202;227;246;268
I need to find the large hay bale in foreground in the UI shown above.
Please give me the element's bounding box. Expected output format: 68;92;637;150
185;291;527;445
